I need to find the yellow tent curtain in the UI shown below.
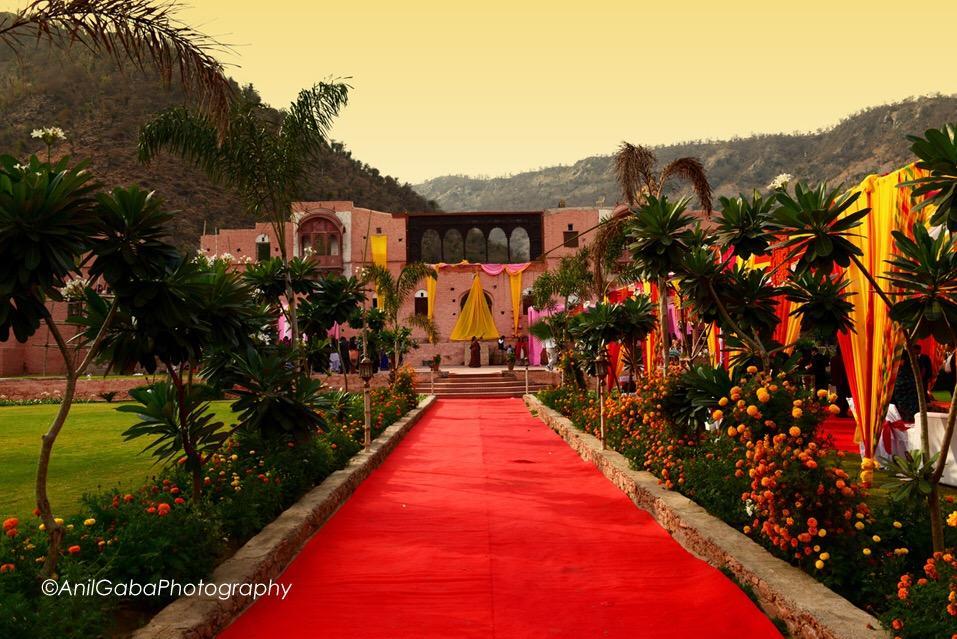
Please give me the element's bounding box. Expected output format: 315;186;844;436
450;274;500;341
837;164;929;462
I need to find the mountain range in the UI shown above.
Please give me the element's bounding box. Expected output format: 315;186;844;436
0;42;437;247
414;96;957;211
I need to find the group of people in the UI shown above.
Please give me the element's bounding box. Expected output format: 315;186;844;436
329;336;392;374
467;335;533;368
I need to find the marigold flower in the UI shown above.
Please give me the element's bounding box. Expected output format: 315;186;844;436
947;511;957;527
67;545;81;555
83;518;95;527
2;517;17;531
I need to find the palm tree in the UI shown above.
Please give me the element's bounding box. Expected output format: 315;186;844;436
0;0;232;124
138;81;350;351
362;263;438;372
613;143;713;376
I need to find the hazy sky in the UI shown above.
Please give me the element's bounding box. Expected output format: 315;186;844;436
5;1;957;183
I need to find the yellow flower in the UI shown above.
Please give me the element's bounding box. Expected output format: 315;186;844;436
819;552;830;560
862;548;872;556
893;521;903;529
947;511;957;528
872;535;881;543
814;560;824;570
746;365;758;374
83;518;95;527
747;405;760;417
854;521;865;530
53;517;63;525
792;407;803;418
818;529;827;537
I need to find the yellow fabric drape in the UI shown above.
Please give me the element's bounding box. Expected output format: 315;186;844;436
450;274;500;341
370;235;387;266
509;271;523;332
426;276;436;321
839;165;927;458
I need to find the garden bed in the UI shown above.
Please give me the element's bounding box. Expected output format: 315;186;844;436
525;394;887;639
131;395;436;639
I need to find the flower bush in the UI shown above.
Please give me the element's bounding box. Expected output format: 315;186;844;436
539;364;957;632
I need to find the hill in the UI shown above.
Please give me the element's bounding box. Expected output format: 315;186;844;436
414;96;957;210
0;43;438;247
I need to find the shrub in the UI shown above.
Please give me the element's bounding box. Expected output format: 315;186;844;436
883;551;957;639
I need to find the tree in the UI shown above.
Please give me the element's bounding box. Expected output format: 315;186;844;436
0;0;232;125
138;80;351;351
614;143;713;376
362;263;437;372
93;256;265;502
885;222;957;550
0;158;180;575
298;274;366;387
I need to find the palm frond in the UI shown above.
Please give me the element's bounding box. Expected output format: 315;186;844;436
0;0;233;125
659;157;713;213
614;142;657;206
405;313;439;344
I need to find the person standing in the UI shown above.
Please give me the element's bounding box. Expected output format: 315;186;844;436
469;336;482;368
348;337;359;372
338;336;351;374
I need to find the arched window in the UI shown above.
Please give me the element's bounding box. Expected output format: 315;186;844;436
299;216;341;257
460;290;493;310
255;234;270;262
421;229;441;263
443;229;464;263
509;227;530;262
414;289;428;316
521;287;534;314
465;227;486;263
487;227;508;263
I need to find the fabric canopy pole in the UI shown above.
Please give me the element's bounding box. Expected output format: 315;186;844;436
837;164;927;464
450;274;500;341
641;281;659;374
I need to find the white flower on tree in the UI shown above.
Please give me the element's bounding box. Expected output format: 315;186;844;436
58;277;88;301
768;173;794;190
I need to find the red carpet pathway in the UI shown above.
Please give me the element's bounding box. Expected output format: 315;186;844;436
219;398;781;638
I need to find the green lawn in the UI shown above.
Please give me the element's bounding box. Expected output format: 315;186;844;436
0;401;236;520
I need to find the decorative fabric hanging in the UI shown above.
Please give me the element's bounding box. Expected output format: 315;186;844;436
449;274;500;341
425;276;437;320
836;164;928;464
370;235;388;266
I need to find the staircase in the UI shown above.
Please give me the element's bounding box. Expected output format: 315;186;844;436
416;370;551;399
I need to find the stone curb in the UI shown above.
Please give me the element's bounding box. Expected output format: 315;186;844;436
132;395;438;639
524;394;888;639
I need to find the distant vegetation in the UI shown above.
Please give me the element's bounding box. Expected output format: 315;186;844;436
0;43;438;247
415;95;957;210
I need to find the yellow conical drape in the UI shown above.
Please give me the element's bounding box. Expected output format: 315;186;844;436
450;274;500;341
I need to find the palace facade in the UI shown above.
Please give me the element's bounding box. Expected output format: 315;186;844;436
0;201;609;375
201;201;610;366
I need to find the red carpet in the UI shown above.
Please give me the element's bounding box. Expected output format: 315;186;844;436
821;416;859;453
219;399;781;638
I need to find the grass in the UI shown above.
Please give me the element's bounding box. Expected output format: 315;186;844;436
0;401;236;520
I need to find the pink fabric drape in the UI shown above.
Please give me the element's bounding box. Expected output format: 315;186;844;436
527;304;564;366
478;263;531;276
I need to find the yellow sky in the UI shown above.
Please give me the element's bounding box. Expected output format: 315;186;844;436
5;0;957;183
